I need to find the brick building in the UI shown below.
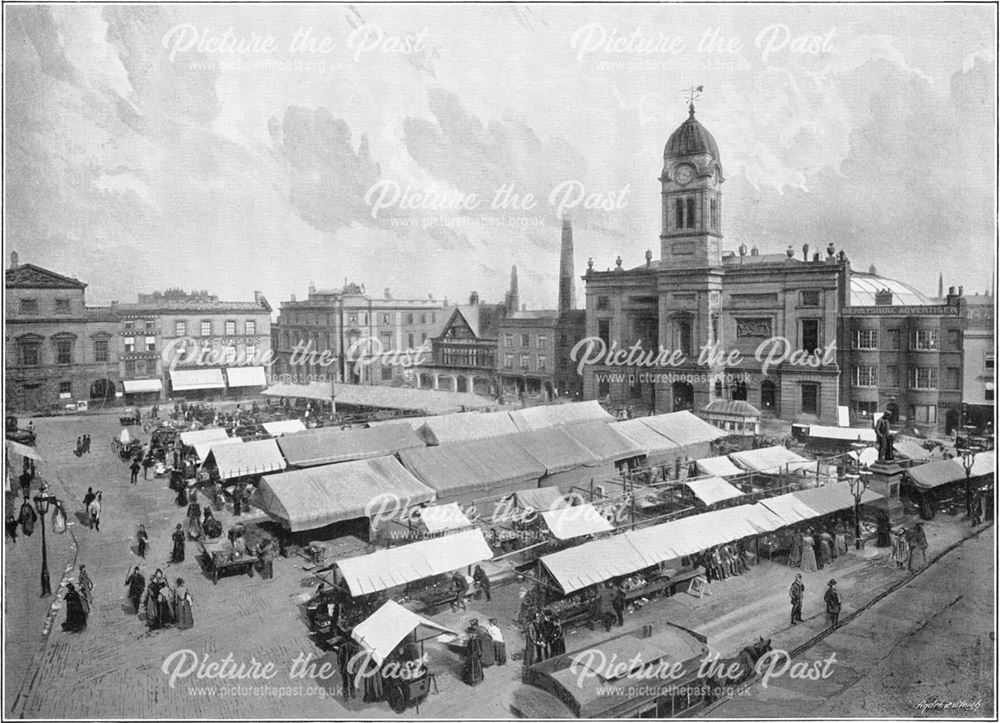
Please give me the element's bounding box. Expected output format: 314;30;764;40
960;291;994;428
5;253;120;411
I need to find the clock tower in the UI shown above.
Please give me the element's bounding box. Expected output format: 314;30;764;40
660;103;724;268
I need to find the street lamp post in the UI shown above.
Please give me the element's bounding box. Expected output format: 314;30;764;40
33;484;59;597
960;449;976;517
848;472;870;551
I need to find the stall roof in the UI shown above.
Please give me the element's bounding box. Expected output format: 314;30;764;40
759;483;882;524
808;425;877;442
261;419;308;437
351;600;458;666
609;420;682;460
336;528;493;596
906;459;967;489
252;455;435;532
541;504;613;540
728;446;814;474
508;487;570;512
893;439;933;461
397;438;545;500
5;440;43;461
509;427;603;475
685;477;744;506
204;438;286;480
637;411;727;448
419;411;519;445
170;368;226;391
508;401;613;432
262;381;334;402
193;436;242;462
179;427;231;446
560;421;644;464
278;423;424;467
367;416;434;430
848;447;879;467
695;455;744;478
225;366;267;387
415;503;473;533
122;378;163;393
970;451;995;477
540;534;653;594
334;383;496;415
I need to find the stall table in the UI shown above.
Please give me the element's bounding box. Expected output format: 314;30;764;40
200;539;255;584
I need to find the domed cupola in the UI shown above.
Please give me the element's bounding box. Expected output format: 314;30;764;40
665;104;720;161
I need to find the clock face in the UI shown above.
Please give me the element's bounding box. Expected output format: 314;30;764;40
675;165;694;184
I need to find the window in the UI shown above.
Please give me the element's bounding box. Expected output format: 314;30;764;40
800;290;820;307
19;342;40;366
245;320;256;336
420;313;427;324
20;299;38;315
987;389;995;402
407;332;415;349
124;360;136;375
596;296;610;311
909;367;938;390
382;313;391;326
504;353;514;369
504;334;514;348
800;319;819;352
124;319;135;330
853;366;877;387
853;329;878;349
380;331;393;349
910;330;938;350
945;367;961;390
855;400;879;417
224;320;236;336
521;334;530;347
677;320;692;356
225;346;237;364
598;320;610;346
421;332;427;343
245;344;256;360
200;320;212;337
94;339;109;363
348;313;359;326
124;338;135;353
801;383;819;415
675;198;684;229
598;379;610;397
887;366;900;387
887;328;900;349
537;335;547;349
431;313;436;324
175;321;186;336
55;299;70;313
710;198;718;230
381;365;394;382
537;355;547;371
984;355;994;370
686;197;696;228
948;329;961;350
145;320;155;331
520;353;531;369
406;313;414;325
145;336;156;352
913;405;937;424
55;339;73;365
59;381;72;396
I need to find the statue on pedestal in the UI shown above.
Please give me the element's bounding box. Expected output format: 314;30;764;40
874;412;894;463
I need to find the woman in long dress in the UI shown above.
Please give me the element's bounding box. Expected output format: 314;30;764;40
174;578;194;629
800;533;818;572
463;626;485;686
834;521;849;556
171;524;186;563
819;531;835;563
788;531;802;567
62;582;88;632
892;531;910;569
145;570;166;629
157;580;176;626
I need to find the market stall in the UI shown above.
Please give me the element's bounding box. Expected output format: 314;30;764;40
277;423;424;468
261;419;308;437
252;455;436;533
539;504;613;541
559;420;644;469
507;401;614;432
609;419;683;467
199;538;255;584
509;427;610;490
638;411;728;460
684;476;745;507
695;454;745;478
411;502;474;536
201;438;286;481
728;445;815;477
418;410;518;445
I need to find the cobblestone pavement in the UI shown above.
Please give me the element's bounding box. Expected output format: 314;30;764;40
5;412;991;719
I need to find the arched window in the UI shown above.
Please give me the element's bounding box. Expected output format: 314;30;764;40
710;198;718;229
675;198;685;229
677;320;692;357
686;198;696;229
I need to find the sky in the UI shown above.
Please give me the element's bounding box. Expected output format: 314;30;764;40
4;3;996;310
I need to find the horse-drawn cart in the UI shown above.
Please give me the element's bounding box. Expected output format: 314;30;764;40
199;539;255;584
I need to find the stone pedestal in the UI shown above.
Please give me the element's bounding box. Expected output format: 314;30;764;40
861;462;905;524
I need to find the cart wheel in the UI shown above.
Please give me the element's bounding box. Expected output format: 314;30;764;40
385;680;408;714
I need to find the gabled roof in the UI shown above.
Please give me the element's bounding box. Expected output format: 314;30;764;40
437;303;506;340
5;263;87;289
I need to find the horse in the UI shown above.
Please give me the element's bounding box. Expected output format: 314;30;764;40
87;492;102;531
703;636;773;701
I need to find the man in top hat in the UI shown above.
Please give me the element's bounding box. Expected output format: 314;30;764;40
824;579;841;628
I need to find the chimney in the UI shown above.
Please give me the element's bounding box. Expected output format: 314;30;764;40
645;249;653;267
750;246;759;256
558;217;576;312
938;273;943;298
9;251;18;270
469;291;479;306
254;290;261;303
507;265;520;315
384;287;391;299
802;243;809;262
958;285;963;296
291;293;297;302
869;264;877;275
308;282;316;294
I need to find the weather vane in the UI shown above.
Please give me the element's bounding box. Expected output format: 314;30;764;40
682;85;704;112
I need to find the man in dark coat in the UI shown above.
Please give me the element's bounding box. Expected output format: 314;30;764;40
789;574;804;625
824;579;841;628
612;584;626;627
129;458;141;484
451;571;469;612
473;564;491;602
125;565;146;613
